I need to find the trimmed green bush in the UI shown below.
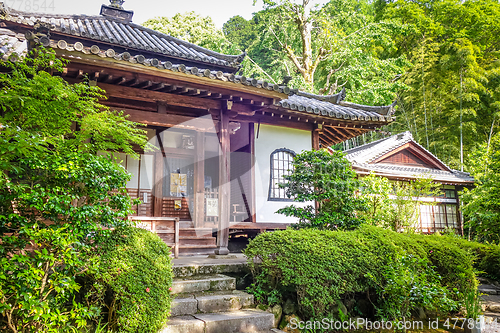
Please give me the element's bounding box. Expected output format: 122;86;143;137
441;237;500;282
245;225;476;321
91;227;173;333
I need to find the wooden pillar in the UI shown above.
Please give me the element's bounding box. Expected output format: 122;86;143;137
249;123;256;223
194;131;205;228
154;129;165;217
215;101;231;255
154;153;164;217
312;124;321;150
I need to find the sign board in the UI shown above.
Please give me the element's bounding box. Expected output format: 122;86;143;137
170;173;187;197
174;199;182;211
206;198;218;217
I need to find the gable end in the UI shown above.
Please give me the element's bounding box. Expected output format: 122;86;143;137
371;142;451;171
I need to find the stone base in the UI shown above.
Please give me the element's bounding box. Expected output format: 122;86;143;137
214;247;230;255
207;254;237;259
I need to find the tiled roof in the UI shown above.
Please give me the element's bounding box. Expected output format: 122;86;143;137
341;131;474;184
344;131;416;164
352;163;474;184
0;27;27;60
280;93;394;122
0;2;396;125
0;2;245;70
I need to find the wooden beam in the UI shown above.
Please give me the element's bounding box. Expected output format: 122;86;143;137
62;57;280;103
99;82;219;109
322;128;342;145
114;107;207;129
312;127;320;150
234;114;314;132
333;127;351;141
97;82;255;115
216;101;231;255
150;82;165;91
157;102;167;114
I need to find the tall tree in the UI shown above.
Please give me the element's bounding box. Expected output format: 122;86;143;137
379;0;500;169
143;12;238;54
225;0;408;104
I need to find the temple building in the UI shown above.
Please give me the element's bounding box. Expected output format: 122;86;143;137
343;131;474;234
1;0;398;255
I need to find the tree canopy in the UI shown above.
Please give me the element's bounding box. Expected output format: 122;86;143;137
142;12;238;54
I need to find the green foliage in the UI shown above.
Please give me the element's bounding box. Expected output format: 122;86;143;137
143;12;239;54
225;0;409;102
440;236;500;282
369;254;458;322
245;225;476;321
277;149;366;230
90;227;173;333
378;0;500;170
0;48;148;332
0;48;148;156
361;173;441;231
223;15;258;52
461;132;500;244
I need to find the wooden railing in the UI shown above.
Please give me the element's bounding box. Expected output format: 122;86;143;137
129;216;180;258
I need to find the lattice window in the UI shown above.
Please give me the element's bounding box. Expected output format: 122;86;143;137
268;148;295;201
434;205;448;229
445;204;458;227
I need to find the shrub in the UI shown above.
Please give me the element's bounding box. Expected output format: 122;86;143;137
360;173;441;231
245;225;476;321
277;149;367;230
441;237;500;282
90;227;173;333
371;254;459;322
0;151;135;333
0;48;148;332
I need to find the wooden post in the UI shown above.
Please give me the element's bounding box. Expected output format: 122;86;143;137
194;131;205;228
154;154;164;217
249;123;256;223
312;125;321;150
154;129;165;217
174;218;180;258
215;101;231;255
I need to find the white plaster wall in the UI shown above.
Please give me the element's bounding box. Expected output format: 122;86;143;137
254;124;312;223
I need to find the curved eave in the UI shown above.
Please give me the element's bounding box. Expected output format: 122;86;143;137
54;48;289;100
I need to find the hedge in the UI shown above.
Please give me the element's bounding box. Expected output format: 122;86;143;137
245;225;477;320
441;236;500;282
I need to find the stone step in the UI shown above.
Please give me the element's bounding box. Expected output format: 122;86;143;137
161;309;274;333
171;274;235;294
172;255;249;278
479;284;500;295
171;290;254;316
481;295;500;314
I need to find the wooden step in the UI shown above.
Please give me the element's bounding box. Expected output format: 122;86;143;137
180;221;195;228
178;244;217;249
179;237;216;246
180;228;213;237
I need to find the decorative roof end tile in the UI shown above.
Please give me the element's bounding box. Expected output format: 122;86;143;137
100;1;133;23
